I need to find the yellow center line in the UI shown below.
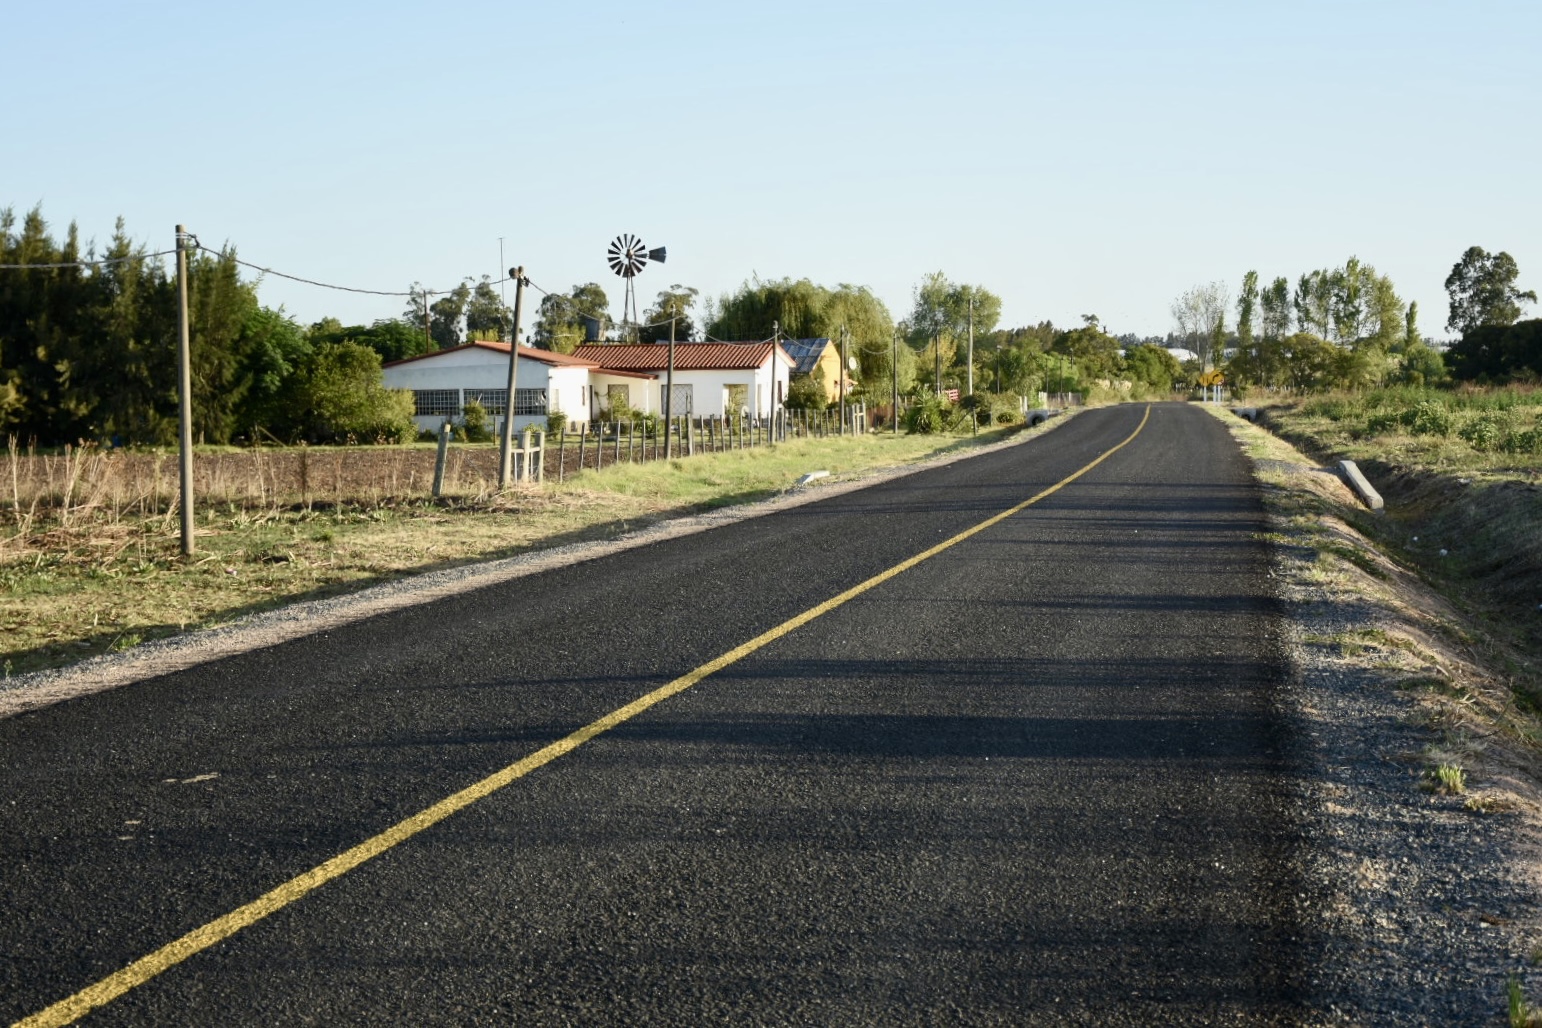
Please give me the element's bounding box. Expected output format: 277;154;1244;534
15;404;1151;1028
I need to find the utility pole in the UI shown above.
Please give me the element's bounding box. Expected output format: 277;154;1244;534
175;225;195;556
839;325;848;436
664;315;676;459
891;327;899;435
966;296;975;397
422;287;432;346
498;267;528;488
934;335;942;398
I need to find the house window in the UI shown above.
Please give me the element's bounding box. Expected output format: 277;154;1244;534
464;388;507;415
413;389;459;417
514;388;547;415
662;384;693;415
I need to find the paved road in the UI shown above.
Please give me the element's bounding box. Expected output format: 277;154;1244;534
2;403;1305;1026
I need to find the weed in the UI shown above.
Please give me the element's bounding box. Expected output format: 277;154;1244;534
1509;976;1542;1027
1423;763;1467;795
109;633;142;652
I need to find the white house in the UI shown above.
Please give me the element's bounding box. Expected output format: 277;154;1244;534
381;342;656;435
570;341;794;418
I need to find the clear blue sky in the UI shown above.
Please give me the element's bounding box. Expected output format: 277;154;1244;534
7;0;1538;340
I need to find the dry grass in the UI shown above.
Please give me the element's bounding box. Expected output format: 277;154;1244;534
1;425;1037;677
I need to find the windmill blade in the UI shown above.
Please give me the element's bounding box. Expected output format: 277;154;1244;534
647;246;666;265
607;233;655;278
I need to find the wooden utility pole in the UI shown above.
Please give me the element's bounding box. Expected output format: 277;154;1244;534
498;267;527;488
966;296;975;397
891;327;899;435
839;326;848;436
664;316;676;459
175;225;195;556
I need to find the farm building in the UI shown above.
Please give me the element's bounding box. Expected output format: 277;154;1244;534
570;341;794;418
780;338;854;405
381;342;656;435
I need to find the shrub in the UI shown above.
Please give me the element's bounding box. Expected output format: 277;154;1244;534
904;392;945;434
547;411;568;435
461;399;493;442
1459;410;1516;451
1502;425;1542;454
1409;399;1455;437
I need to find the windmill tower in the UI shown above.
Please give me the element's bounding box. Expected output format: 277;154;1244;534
606;234;666;341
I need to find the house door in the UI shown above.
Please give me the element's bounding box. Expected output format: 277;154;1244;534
724;384;748;417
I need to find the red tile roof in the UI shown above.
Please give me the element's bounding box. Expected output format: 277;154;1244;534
383;341;603;369
572;341;793;372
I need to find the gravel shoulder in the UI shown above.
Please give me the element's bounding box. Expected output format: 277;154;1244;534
1209;405;1542;1025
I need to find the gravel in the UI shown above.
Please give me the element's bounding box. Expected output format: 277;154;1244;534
1239;419;1542;1025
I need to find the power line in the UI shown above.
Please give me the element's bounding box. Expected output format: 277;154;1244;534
0;249;178;270
203;244;459;298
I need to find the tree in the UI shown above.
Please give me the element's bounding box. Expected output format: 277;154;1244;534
428;281;471;349
276;341;415;444
1444;246;1537;335
1293;271;1333;341
534;283;610;353
638;284;699;342
1170;281;1229;368
707;277;831;340
309;318;431;364
1259;276;1292;341
1281;333;1335;392
1053;319;1122;382
906;272;1001;391
1236;271;1258;352
464;277;511;341
1124;344;1181;393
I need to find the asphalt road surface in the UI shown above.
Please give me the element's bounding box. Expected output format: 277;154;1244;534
2;403;1307;1026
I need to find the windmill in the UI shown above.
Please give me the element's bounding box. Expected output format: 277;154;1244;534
607;233;665;341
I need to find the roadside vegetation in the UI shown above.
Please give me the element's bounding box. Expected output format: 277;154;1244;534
1261;387;1542;653
0;424;1037;678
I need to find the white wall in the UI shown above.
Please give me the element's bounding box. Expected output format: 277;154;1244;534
651;364;788;418
383;348;566;434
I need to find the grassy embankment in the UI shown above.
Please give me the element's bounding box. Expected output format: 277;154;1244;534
1258;389;1535;647
1259;385;1542;692
1;424;1036;677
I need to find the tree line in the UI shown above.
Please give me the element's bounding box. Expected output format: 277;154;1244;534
5;203;1534;448
1191;247;1536;394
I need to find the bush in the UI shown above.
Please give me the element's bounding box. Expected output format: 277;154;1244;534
461;399;493;442
1409;399;1455;437
1501;425;1542;454
1459;409;1516;451
547;411;568;435
903;392;945;434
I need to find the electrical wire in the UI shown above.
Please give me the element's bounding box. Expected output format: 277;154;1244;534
0;249;178;270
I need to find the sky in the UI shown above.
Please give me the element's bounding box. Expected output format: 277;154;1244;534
6;0;1539;341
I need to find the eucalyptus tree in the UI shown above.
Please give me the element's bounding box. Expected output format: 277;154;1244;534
533;282;611;353
464;277;511;341
639;284;699;342
1444;246;1537;335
